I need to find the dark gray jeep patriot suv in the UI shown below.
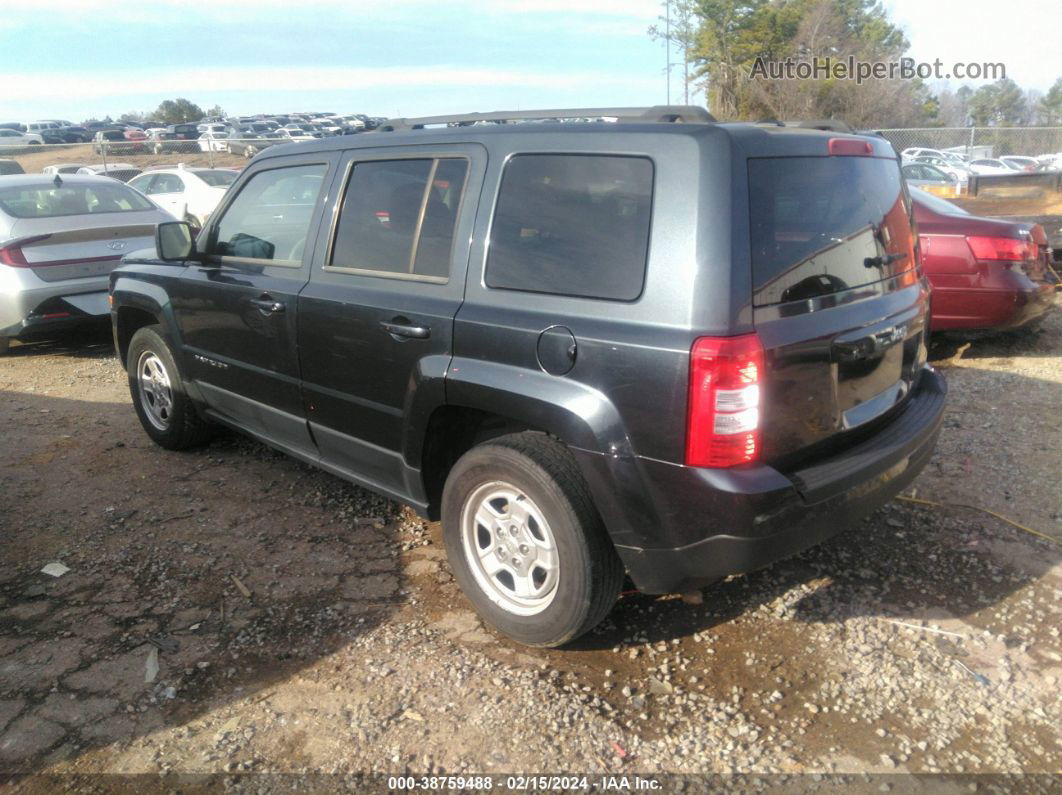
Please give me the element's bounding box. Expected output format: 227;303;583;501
110;106;946;647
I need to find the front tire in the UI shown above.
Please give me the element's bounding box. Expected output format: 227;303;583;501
441;432;624;647
127;325;213;450
0;337;9;356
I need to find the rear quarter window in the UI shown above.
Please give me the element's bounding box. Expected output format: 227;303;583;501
486;154;653;301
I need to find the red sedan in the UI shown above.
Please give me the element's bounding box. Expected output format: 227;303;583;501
913;189;1056;332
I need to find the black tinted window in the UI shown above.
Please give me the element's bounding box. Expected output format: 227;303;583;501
486;154;652;301
330;158;467;279
748;156;913;306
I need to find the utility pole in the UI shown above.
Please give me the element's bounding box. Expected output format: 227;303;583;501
665;0;671;105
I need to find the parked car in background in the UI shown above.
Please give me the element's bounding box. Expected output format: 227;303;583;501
901;147;947;161
274;128;315;143
910;155;969;183
225;131;282;158
42;164;88;176
145;128;179;154
281;123;323;139
93;129;147;155
902;162;961;190
0;129;44;147
967;159;1015;175
913;190;1055;332
1034;153;1062;171
166;123;200;142
198;123;229;135
0;174;177;355
127;166;236;226
1000;156;1038;172
0;160;25;176
56;126;94;143
76;164;143;183
197;132;229;152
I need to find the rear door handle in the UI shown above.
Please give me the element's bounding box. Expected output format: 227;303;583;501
249;298;285;315
380;320;430;339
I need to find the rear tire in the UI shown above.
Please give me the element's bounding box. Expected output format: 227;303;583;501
127;325;213;450
441;432;624;647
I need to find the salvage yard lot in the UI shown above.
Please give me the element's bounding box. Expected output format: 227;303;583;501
1;308;1060;777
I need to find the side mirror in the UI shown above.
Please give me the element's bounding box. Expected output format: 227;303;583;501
156;221;195;261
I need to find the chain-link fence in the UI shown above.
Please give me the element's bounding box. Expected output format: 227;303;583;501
877;127;1062;159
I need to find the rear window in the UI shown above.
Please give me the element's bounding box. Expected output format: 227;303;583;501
0;183;155;218
196;170;237;187
329;158;468;279
748;156;913;307
486;154;653;301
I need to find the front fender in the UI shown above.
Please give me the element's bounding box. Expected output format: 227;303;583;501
110;272;182;368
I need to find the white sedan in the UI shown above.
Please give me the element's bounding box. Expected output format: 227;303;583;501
275;128;317;142
197;132;229;152
968;159;1017;175
0;128;45;146
127;165;237;226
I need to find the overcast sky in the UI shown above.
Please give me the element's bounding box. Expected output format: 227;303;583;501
1;0;1058;122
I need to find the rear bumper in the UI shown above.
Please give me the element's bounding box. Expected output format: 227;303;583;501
0;280;111;338
930;283;1055;331
576;366;947;594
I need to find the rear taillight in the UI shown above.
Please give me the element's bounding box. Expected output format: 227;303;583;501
966;235;1037;263
0;244;29;267
0;235;50;267
686;333;764;469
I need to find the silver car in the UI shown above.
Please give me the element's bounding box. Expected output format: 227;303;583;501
0;174;175;354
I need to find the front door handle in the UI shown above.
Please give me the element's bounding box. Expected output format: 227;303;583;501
249;297;285;315
380;320;430;339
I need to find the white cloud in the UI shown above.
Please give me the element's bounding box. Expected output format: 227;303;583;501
0;65;658;102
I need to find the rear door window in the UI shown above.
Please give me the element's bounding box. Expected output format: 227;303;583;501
328;157;468;280
748;156;914;306
486;154;653;301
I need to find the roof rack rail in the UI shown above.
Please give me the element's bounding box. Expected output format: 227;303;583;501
377;105;716;131
792;119;855;133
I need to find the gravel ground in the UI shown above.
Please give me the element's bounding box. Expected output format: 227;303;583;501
0;307;1059;784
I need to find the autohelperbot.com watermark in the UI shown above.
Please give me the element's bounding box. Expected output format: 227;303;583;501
749;56;1006;84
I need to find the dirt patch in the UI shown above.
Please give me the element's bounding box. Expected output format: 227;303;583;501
4;143;249;175
0;319;1059;778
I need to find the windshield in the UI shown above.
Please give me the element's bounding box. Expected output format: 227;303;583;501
748;156;914;307
196;170;237;187
0;182;155;218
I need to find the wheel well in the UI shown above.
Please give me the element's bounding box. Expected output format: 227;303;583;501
115;307;159;367
420;407;542;520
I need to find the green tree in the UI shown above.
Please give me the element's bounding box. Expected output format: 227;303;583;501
205;104;227;119
153;98;205;124
686;0;929;125
969;78;1028;126
1039;78;1062;125
117;110;147;125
